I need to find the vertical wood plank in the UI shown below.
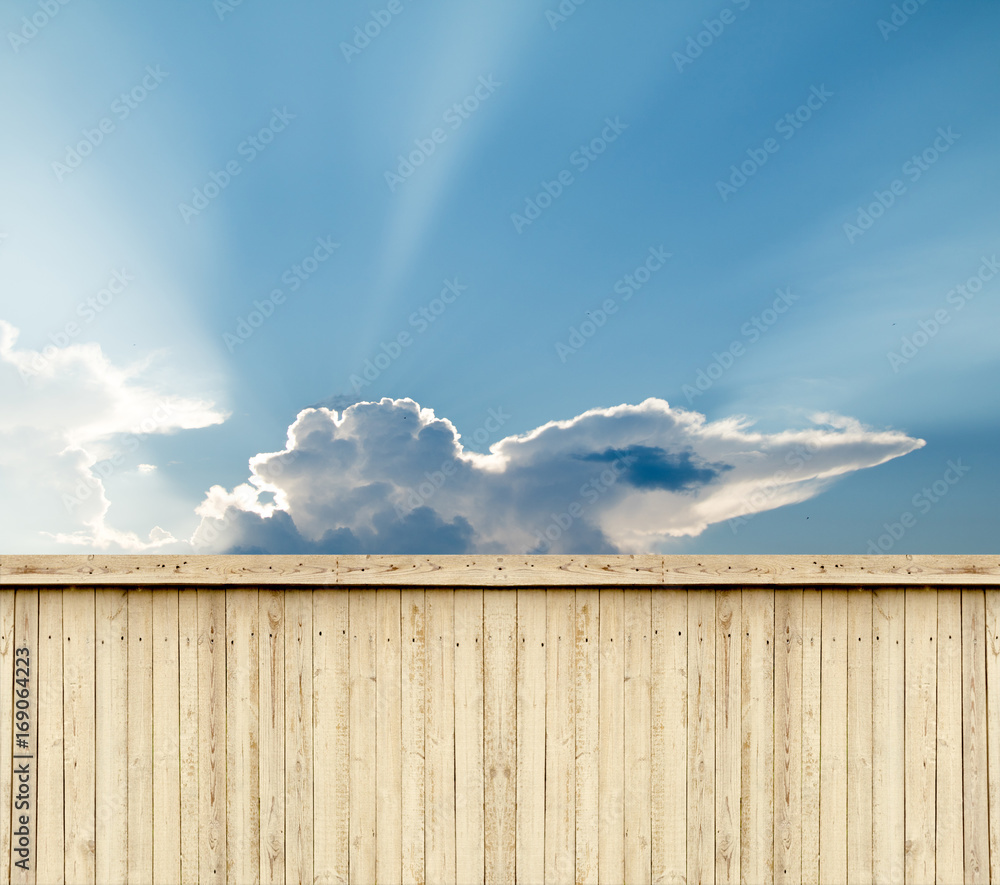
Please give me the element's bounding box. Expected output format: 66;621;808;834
377;589;403;885
455;589;484;885
773;589;802;885
313;589;348;885
873;588;905;885
545;589;575;885
258;589;285;885
484;590;517;885
0;590;17;885
11;590;38;885
600;589;625;884
226;589;260;885
651;589;686;885
198;589;226;885
986;590;1000;885
962;589;990;884
575;589;599;885
936;589;963;884
742;589;774;885
127;590;153;885
425;589;455;884
178;590;199;885
516;589;545;885
36;590;63;885
95;589;127;885
401;589;426;885
687;590;715;885
152;589;180;885
625;589;652;885
820;589;847;885
715;589;740;885
847;590;873;885
905;588;937;885
349;589;377;883
284;590;313;885
800;589;821;885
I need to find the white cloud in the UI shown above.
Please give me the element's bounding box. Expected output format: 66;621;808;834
0;319;227;550
192;396;924;554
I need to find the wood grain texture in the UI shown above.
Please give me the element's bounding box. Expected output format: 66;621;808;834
12;590;38;885
936;589;963;884
151;589;180;885
687;591;715;885
424;589;455;884
773;589;802;885
800;589;821;885
377;589;403;885
516;589;545;885
599;588;625;885
455;588;485;885
715;589;741;885
349;588;377;884
963;589;990;884
178;590;199;885
197;589;226;885
986;590;1000;885
400;589;426;885
6;554;999;585
258;589;285;885
0;590;16;885
820;589;848;885
847;589;873;885
545;589;575;885
284;590;313;885
36;590;63;885
625;589;652;885
574;589;599;885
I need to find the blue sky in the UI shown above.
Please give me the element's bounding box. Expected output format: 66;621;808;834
1;0;997;554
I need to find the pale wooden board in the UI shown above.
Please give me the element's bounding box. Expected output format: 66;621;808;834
225;589;260;885
773;589;802;885
35;589;64;885
986;590;1000;885
8;554;1000;586
284;590;313;885
574;589;599;885
0;590;15;885
95;589;127;885
800;589;821;885
349;589;377;883
599;588;625;884
127;590;154;885
313;589;349;884
177;590;200;885
846;590;873;885
11;590;38;885
904;588;937;885
872;589;905;885
454;588;485;885
484;590;517;885
545;589;575;885
424;589;456;883
742;589;774;885
687;591;715;885
257;589;285;885
820;589;848;885
198;589;227;885
963;589;990;883
401;589;426;885
151;589;181;885
516;588;545;884
936;589;963;884
624;589;652;885
377;589;403;884
62;589;96;885
715;589;741;885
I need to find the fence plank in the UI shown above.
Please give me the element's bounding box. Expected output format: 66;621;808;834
575;589;599;885
95;589;127;885
12;590;38;885
198;589;226;885
651;589;686;885
847;590;873;885
377;588;403;885
284;590;313;885
873;588;904;885
455;589;485;885
715;589;740;885
545;589;575;885
0;590;15;885
986;589;1000;885
226;589;260;885
401;589;426;885
36;589;63;885
152;589;180;885
516;588;545;884
773;589;801;885
905;588;937;884
820;589;848;885
313;589;348;884
349;588;377;883
687;590;715;885
258;589;285;885
178;590;199;885
425;589;455;884
600;588;625;884
963;589;990;884
625;589;652;885
800;589;821;885
936;589;963;884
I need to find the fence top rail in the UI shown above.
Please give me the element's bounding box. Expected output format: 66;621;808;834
1;554;998;587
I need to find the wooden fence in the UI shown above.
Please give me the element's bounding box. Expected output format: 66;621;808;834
1;555;999;884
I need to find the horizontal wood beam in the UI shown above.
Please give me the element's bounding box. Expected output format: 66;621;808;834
1;555;998;586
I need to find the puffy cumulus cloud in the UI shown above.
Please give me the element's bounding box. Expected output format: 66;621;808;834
0;319;227;550
193;396;924;554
